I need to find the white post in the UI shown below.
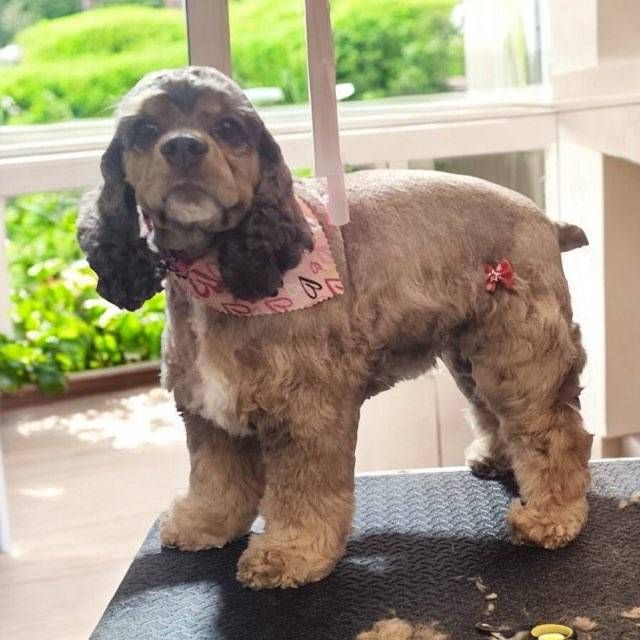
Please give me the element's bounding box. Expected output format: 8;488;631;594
558;142;640;442
304;0;349;225
0;198;12;336
184;0;231;75
548;0;640;446
0;198;12;554
555;139;606;437
0;437;10;552
0;204;9;548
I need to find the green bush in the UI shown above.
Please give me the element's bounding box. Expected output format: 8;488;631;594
0;1;463;123
0;0;79;47
0;193;165;393
0;6;188;123
15;5;184;62
0;0;167;47
230;0;463;103
333;0;464;99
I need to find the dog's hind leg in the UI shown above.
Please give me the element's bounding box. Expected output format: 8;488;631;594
160;410;265;551
463;293;592;549
441;349;512;479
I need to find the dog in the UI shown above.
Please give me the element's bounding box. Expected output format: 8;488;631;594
78;67;592;590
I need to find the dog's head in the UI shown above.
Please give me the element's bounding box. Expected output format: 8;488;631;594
78;67;311;309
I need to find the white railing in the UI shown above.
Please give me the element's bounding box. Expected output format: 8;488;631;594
0;89;560;193
6;84;640;194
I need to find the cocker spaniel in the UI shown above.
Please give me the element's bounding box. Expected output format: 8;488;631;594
78;67;592;589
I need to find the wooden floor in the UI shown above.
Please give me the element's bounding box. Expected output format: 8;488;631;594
0;387;190;640
1;376;465;640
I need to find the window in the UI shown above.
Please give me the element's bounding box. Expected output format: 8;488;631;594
0;1;545;125
0;0;550;394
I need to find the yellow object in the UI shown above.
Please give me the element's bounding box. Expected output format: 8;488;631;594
530;623;574;639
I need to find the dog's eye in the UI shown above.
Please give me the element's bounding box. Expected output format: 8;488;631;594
131;120;160;149
212;117;245;146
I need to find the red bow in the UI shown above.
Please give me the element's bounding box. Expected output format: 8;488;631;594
485;258;514;293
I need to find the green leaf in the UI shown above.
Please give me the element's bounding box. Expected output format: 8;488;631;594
0;371;20;393
33;363;67;395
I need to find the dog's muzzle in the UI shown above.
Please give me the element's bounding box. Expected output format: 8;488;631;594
138;207;211;258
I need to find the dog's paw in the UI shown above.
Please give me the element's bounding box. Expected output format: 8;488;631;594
468;457;512;480
465;437;512;479
508;497;588;550
159;494;249;551
159;510;230;551
236;534;339;589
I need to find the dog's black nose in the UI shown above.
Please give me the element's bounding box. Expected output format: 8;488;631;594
160;133;208;169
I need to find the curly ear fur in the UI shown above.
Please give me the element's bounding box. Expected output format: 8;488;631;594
77;133;166;311
217;125;313;302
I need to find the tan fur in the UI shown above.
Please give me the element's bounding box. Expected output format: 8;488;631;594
572;616;598;632
85;68;593;590
620;606;640;620
357;618;452;640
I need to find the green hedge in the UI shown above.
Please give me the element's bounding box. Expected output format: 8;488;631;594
0;6;188;122
0;0;78;47
232;0;462;103
15;4;184;61
0;193;164;393
334;0;463;99
0;0;462;123
0;1;167;47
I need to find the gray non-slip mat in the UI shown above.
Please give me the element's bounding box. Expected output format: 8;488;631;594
91;460;640;639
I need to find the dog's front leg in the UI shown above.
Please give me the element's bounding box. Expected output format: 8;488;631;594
236;397;358;589
160;410;265;551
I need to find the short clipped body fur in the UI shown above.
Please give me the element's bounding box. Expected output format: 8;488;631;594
78;67;592;590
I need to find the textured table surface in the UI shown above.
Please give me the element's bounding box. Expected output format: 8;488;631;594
91;460;640;639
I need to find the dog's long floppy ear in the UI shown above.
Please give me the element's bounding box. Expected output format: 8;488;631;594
77;130;166;311
217;122;313;302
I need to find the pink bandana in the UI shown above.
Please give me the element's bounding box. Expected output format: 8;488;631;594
166;197;344;316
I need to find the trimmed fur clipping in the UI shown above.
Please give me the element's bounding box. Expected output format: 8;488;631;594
357;618;451;640
618;491;640;510
621;606;640;620
484;593;498;617
465;576;498;617
572;616;598;632
468;575;489;594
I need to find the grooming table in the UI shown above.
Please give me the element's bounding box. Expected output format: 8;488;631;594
91;460;640;639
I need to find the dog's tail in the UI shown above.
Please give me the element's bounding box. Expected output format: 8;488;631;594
554;222;589;252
